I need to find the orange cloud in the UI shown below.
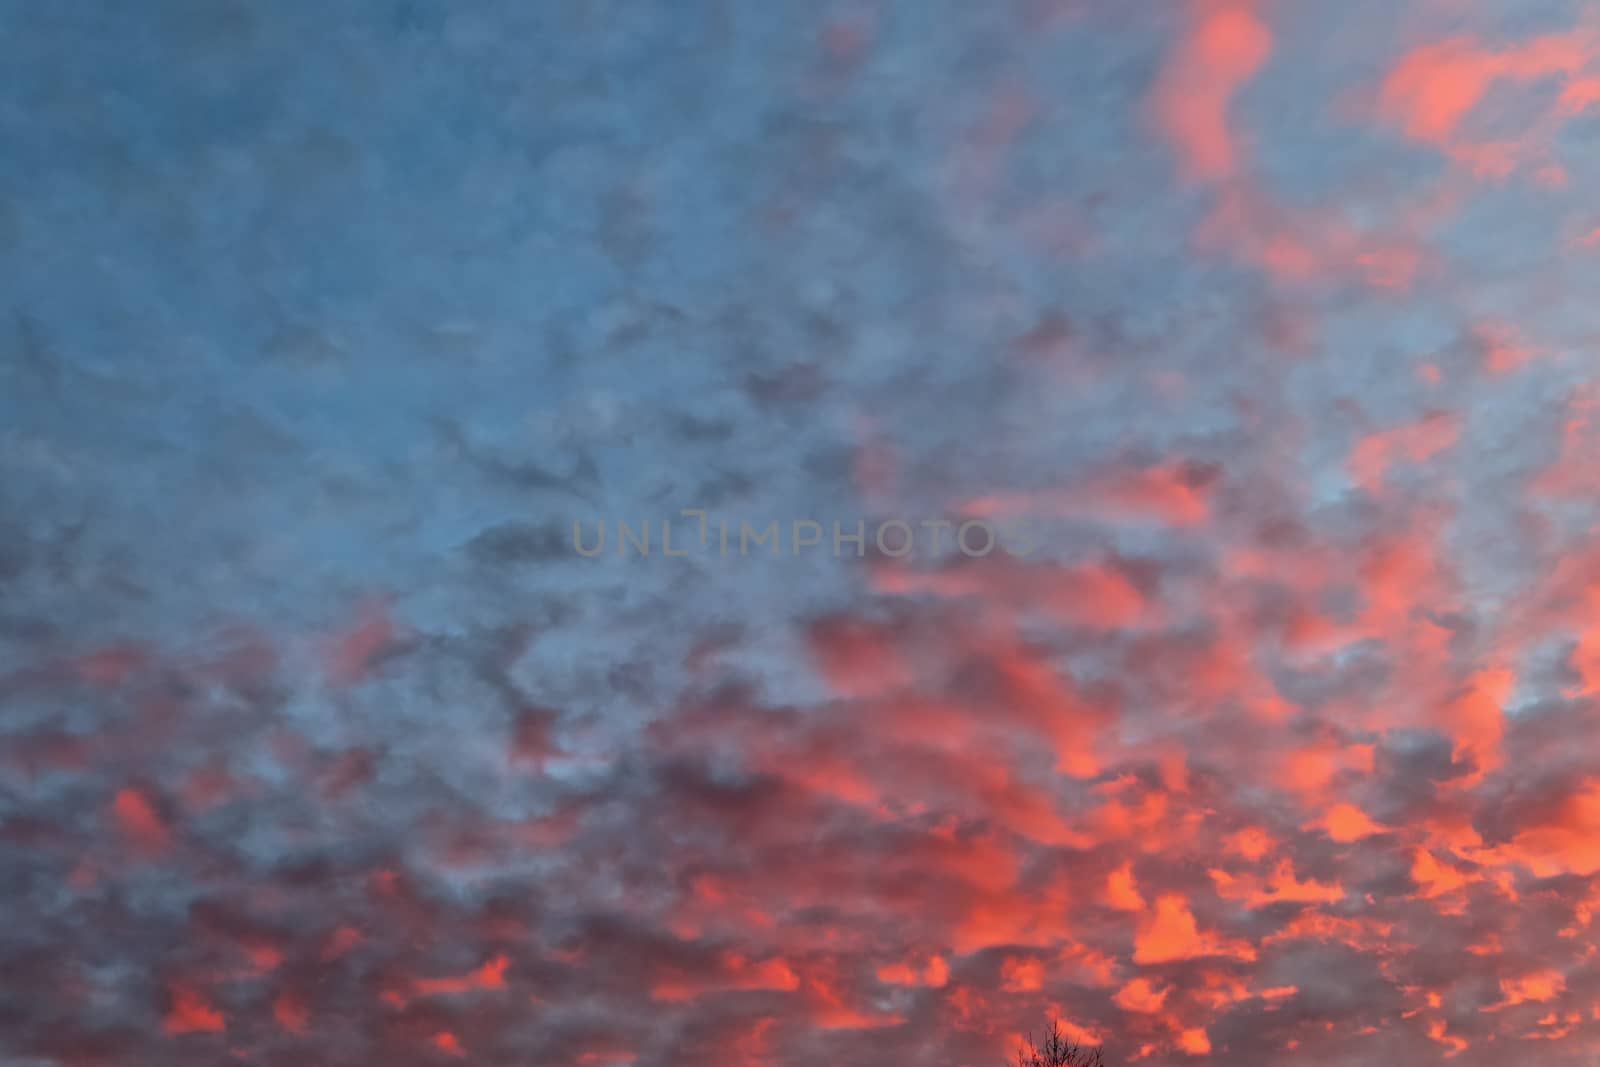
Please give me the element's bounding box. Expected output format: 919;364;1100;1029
111;787;170;855
1379;31;1600;178
1318;802;1387;843
1114;976;1170;1013
1149;4;1273;181
1499;969;1567;1008
1134;894;1255;964
1347;411;1458;492
163;985;225;1035
1105;861;1146;911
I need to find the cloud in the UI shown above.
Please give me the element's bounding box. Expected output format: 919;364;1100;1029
7;1;1600;1065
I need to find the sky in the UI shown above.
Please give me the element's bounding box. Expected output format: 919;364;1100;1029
4;0;1600;1064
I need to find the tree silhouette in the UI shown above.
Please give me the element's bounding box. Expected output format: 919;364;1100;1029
1014;1019;1105;1067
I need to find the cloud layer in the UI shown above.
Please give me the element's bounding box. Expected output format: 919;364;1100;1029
6;1;1600;1064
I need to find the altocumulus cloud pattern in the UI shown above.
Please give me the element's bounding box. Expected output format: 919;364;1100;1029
5;1;1600;1065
